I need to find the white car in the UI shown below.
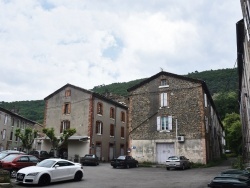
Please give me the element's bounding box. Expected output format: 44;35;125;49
16;158;84;186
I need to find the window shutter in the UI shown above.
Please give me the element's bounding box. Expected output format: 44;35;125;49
101;122;103;134
62;105;65;114
68;103;71;113
160;94;164;107
157;116;161;131
67;121;70;129
164;93;167;106
204;94;207;107
168;116;172;130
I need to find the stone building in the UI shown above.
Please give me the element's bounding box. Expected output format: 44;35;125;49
127;71;224;164
0;106;42;152
42;84;128;162
237;0;250;163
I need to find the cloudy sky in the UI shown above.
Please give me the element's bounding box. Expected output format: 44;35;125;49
0;0;242;102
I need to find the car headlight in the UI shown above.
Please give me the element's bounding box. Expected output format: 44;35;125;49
27;172;39;176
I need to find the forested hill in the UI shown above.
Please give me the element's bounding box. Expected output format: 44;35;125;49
0;68;238;124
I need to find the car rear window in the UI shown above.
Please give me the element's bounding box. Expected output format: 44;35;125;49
85;155;94;158
117;156;126;160
2;154;19;162
168;156;179;160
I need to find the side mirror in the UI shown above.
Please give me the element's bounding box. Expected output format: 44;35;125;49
54;164;59;168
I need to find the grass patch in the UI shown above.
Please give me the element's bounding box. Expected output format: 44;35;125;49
139;161;157;167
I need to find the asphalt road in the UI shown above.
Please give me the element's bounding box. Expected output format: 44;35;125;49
11;159;234;188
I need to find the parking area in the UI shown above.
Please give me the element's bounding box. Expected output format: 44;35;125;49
12;160;232;188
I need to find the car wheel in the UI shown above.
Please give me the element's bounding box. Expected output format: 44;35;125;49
74;171;83;181
95;162;98;166
10;170;17;178
38;174;51;186
181;164;185;170
126;164;130;169
166;167;170;170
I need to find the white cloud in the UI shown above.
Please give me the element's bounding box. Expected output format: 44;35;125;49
0;0;242;102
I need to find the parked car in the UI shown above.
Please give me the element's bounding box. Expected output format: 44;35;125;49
221;169;250;178
111;155;139;169
207;175;250;188
16;158;84;186
29;150;50;161
80;154;99;166
0;150;25;168
2;154;40;178
166;156;191;170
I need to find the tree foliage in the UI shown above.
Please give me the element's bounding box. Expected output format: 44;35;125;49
42;128;76;157
15;128;38;152
223;113;242;155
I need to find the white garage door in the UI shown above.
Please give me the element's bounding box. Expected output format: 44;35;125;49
156;143;175;164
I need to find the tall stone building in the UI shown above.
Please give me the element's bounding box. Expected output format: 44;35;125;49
238;0;250;163
127;71;224;164
0;107;42;152
42;84;128;161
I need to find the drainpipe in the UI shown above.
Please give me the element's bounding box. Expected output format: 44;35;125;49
175;118;178;156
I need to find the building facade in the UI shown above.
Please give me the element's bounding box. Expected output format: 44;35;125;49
42;84;128;162
237;0;250;163
127;71;224;164
0;107;42;152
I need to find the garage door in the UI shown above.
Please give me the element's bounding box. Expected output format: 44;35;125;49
156;143;175;164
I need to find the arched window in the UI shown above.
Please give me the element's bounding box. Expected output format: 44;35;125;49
97;102;103;115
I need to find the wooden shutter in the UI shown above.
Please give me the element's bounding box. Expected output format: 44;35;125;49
168;116;172;130
68;103;71;114
62;105;65;114
157;116;161;131
101;122;103;134
121;127;124;137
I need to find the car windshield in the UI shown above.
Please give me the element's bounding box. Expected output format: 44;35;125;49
0;153;8;159
85;155;94;158
168;156;179;160
117;156;126;160
36;159;56;168
2;154;19;162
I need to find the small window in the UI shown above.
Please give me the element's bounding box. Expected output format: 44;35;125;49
121;126;125;138
96;121;103;135
110;107;115;119
62;103;71;114
160;93;168;107
121;111;125;122
157;116;172;131
110;124;114;137
4;115;8;125
161;79;167;86
60;121;70;133
10;131;13;140
97;102;103;115
65;89;71;97
2;129;6;140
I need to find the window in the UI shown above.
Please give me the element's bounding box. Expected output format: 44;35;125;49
121;111;125;122
62;103;71;114
110;124;114;137
65;89;71;97
159;79;169;88
160;93;168;107
121;126;125;138
96;121;103;135
2;129;6;140
11;118;14;127
4;115;8;125
17;120;19;127
10;131;13;140
60;121;70;133
110;107;115;119
157;116;172;131
97;102;103;115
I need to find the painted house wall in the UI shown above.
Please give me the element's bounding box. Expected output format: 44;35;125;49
128;72;223;164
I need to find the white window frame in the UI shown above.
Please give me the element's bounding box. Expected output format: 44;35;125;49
157;116;172;132
159;79;169;88
160;93;168;107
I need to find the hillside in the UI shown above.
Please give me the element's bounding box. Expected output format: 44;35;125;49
0;68;238;124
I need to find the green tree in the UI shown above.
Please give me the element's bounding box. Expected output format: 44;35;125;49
15;128;38;153
213;91;238;119
223;113;242;155
42;127;76;157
